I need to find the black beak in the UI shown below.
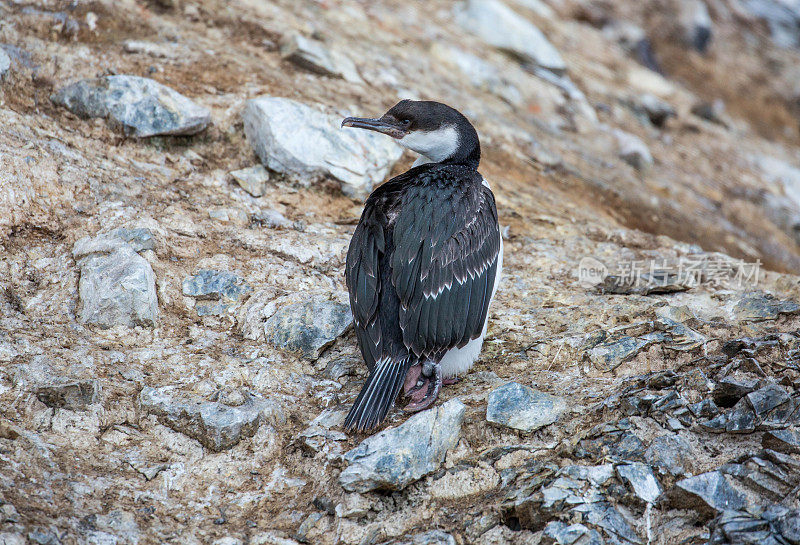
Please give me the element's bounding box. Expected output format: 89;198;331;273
341;117;407;138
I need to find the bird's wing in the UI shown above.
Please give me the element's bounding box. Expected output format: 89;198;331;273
391;170;501;359
345;202;386;372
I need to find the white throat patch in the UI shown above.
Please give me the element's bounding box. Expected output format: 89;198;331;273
399;125;459;163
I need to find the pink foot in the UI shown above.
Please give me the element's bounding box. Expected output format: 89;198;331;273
403;364;442;412
404;364;422;395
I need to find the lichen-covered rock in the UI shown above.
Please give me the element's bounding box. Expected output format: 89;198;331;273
486;382;566;432
51;75;211;137
243;97;402;200
139;386;283;451
339;399;466;493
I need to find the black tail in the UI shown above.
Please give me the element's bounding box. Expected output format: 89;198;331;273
344;357;411;433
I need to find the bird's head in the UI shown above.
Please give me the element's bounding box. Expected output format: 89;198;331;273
342;100;480;169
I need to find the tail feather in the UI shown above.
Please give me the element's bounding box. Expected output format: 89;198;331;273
344;357;411;432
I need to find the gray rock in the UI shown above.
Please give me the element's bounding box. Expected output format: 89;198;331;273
678;0;712;53
614;129;653;171
709;506;800;544
339;399;466;492
230;165;270;197
252;208;293;229
571;502;641;544
645;434;693;476
0;533;25;545
674;471;747;516
263;299;352;359
691;99;728;126
732;294;800;322
586;334;664;370
0;48;10;79
110;228;156;253
486;382;566;432
713;377;760;408
74;240;158;329
51;75;211;137
542;521;603;545
429;43;522;106
455;0;566;73
742;0;800;48
183;270;251;316
386;530;457;545
637;93;676;127
139;386;282;451
751;154;800;210
36;380;101;410
616;462;662;504
762;429;800;454
280;34;362;83
243;97;402;200
182;270;249;301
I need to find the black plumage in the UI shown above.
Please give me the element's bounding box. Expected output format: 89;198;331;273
343;164;500;432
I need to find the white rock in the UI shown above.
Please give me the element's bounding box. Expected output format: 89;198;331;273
0;48;10;79
752;154;800;210
73;237;158;329
616;462;663;504
243;97;403;200
455;0;566;73
486;382;566;432
614;129;653;171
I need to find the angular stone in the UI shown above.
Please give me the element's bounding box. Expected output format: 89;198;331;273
74;242;158;329
182;270;250;301
571;502;641;544
280;34;362;83
762;429;800;454
391;530;457;545
243;97;402;200
110;228;156;253
678;0;712;52
747;383;791;417
486;382;566;432
645;434;693;476
0;48;10;79
252;208;293;229
230;165;269;197
455;0;566;73
51;76;211;137
732;294;800;322
637;93;676;127
263;299;352;359
139;386;282;451
614;129;653;171
542;521;603;545
339;399;466;493
36;380;101;410
616;462;662;504
713;377;760;408
587;335;661;369
674;471;747;516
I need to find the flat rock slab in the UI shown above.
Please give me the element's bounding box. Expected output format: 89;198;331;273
732;294;800;322
673;471;747;517
280;33;362;83
139;386;282;451
455;0;566;73
616;462;662;504
243;97;403;200
339;399;466;493
73;237;158;329
486;382;566;432
52;75;211;137
263;299;352;359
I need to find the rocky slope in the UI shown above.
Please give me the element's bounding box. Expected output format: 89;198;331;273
2;0;800;544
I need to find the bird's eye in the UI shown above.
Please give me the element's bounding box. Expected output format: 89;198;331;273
400;119;412;127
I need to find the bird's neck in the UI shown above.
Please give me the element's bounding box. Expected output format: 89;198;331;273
402;126;480;170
